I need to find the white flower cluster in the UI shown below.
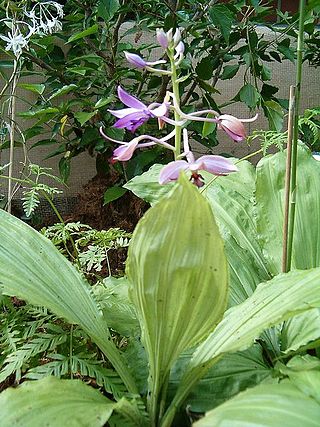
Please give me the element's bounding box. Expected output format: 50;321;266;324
0;1;64;58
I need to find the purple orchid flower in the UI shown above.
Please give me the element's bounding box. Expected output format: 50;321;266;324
108;86;170;132
159;129;238;187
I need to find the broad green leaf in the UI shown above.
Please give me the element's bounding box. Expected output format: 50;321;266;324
0;210;137;393
221;64;240;80
125;162;270;306
263;100;284;131
201;161;270;305
95;96;114;109
163;268;320;425
209;5;234;43
195;57;214;80
18;107;59;117
97;0;120;21
193;380;320;427
202;115;216;137
170;344;271;413
74;111;97;126
67;25;99;43
127;175;228;408
49;84;77;100
18;83;45;95
103;186;127;205
255;144;320;275
0;377;115;427
287;370;320;404
124;163;172;204
95;277;140;337
238;83;260;109
281;309;320;353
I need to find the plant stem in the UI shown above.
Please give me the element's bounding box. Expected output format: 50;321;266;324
169;48;182;159
7;61;19;213
286;0;305;271
282;86;295;273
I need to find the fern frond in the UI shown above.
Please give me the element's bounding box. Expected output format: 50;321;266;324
22;188;40;217
0;332;68;383
247;130;287;155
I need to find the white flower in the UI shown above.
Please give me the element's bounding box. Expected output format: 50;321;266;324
0;30;28;57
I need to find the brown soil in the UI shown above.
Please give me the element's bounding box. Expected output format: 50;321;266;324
68;173;147;232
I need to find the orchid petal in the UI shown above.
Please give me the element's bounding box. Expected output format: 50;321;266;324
113;140;139;161
124;51;146;69
219;125;244;142
175;41;184;55
218;114;246;142
108;107;139;119
159;160;189;184
239;113;259;123
113;111;150;130
150;103;169;118
196;155;238;175
117;86;147;110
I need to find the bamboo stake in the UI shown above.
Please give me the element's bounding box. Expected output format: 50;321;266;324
282;86;295;273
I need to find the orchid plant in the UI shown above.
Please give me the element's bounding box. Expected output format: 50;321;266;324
100;28;257;188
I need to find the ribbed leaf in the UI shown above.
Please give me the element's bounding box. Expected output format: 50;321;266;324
0;210;136;393
162;268;320;426
169;344;271;413
0;377;115;427
125;162;270;306
201;162;270;305
281;309;320;353
256;144;320;275
126;175;228;413
193;380;320;427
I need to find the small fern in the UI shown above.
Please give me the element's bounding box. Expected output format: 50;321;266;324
247;130;287;155
0;331;68;383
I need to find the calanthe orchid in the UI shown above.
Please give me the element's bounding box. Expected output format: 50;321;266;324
102;27;258;189
100;127;176;162
159;129;238;187
108;86;170;132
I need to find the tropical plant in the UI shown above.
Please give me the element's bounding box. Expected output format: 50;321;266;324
1;160;320;426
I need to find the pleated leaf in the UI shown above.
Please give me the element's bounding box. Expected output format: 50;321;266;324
201;162;270;305
0;210;136;393
169;344;271;413
126;175;228;395
281;308;320;353
0;377;116;427
163;268;320;424
193;380;320;427
125;162;270;306
256;144;320;275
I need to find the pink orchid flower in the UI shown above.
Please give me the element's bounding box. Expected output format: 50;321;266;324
108;86;169;132
100;127;176;162
159;129;238;187
217;114;254;142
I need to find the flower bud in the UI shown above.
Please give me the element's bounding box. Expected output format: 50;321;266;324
124;51;146;69
173;28;181;46
156;28;168;49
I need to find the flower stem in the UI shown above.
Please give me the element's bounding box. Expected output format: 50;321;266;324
169;48;182;159
286;0;305;271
